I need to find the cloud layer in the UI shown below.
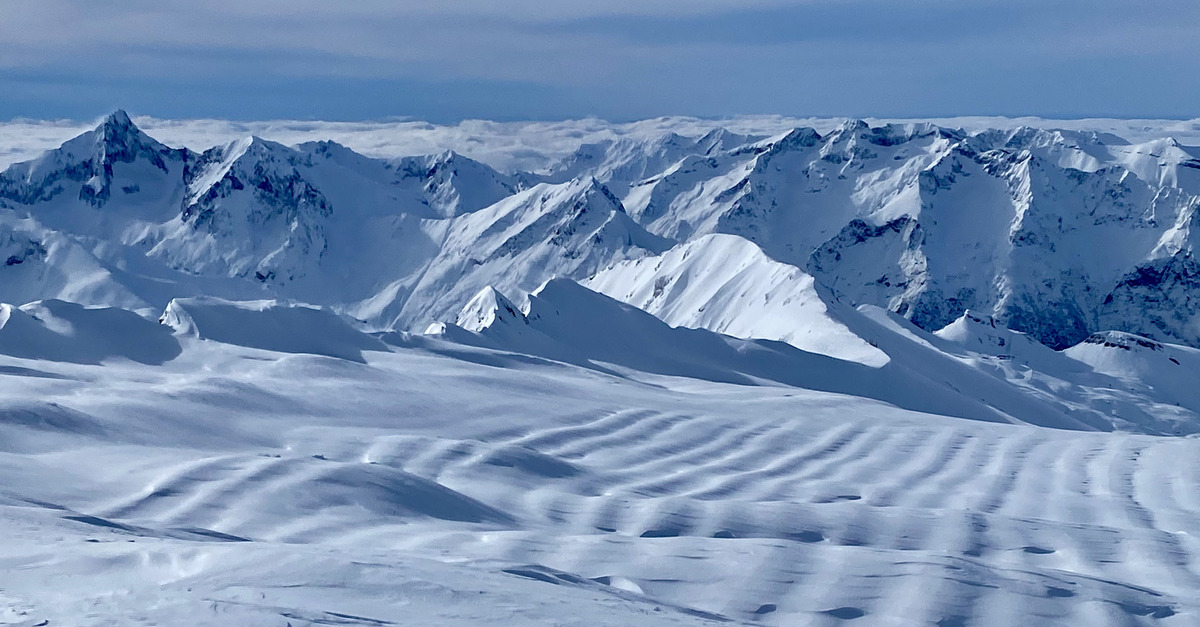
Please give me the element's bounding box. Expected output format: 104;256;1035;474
5;114;1200;176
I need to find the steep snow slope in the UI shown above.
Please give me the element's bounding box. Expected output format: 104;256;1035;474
378;178;670;330
585;233;888;366
0;212;150;311
432;279;1200;434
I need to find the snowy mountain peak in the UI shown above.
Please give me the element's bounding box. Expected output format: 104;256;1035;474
768;127;823;152
580;176;623;209
455;286;526;332
0;110;179;208
80;110;175;174
431;148;464;165
390;150;519;217
835;118;871;135
530;178;672;255
94;110;152;148
101;108;134;127
695;127;758;155
933;309;1057;364
154;134;337;283
182;135;330;219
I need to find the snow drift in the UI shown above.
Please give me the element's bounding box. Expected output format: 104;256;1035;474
0;299;179;364
161;297;386;362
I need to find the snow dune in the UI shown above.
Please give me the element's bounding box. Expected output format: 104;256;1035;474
161;296;387;362
0;299;179;364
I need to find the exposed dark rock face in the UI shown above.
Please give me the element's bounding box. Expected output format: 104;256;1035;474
1099;253;1200;347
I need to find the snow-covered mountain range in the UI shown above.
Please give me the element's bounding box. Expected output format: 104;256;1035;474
5;112;1200;625
4;111;1200;351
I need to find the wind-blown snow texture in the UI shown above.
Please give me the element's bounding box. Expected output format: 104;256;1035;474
4;112;1200;625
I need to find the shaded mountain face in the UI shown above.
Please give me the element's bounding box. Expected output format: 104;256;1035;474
3;111;1200;350
382;177;670;331
557;120;1200;349
0;110;185;210
0;113;662;328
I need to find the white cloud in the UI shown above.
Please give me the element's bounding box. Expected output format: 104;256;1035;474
3;114;1199;175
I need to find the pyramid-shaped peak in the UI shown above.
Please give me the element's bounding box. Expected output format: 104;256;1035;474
576;177;625;210
779;127;822;147
835;119;872;135
653;132;691;148
213;135;289;164
0;107;183;208
423;150;471;174
94;109;148;143
455;286;526;332
101;109;134;128
696;127;732;146
392;150;479;178
753;127;821;158
85;109;169;158
245;135;287;150
698;127;731;141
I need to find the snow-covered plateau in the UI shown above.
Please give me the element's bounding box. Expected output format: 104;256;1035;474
3;112;1200;625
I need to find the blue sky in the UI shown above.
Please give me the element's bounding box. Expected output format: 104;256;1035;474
1;0;1197;121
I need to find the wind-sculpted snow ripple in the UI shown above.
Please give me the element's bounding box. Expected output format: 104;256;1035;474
410;409;1200;625
61;393;1200;625
4;304;1200;624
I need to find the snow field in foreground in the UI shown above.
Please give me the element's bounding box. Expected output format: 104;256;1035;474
2;325;1200;626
